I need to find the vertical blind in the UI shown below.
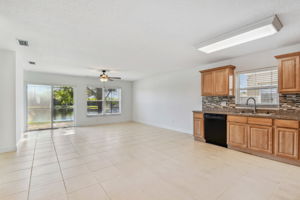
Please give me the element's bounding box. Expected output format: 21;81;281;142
236;67;278;105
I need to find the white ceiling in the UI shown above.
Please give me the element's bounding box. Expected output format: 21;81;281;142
1;0;300;80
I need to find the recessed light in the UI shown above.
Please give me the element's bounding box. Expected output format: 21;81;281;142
17;39;29;47
197;15;283;54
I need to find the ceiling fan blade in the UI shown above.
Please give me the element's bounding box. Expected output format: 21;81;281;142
109;77;121;79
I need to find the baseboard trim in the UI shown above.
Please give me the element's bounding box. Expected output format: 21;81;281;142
77;120;133;127
133;120;192;135
16;132;25;147
0;145;17;153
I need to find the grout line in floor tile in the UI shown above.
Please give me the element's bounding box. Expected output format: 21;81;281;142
50;130;69;199
27;137;38;200
266;181;282;200
99;182;112;200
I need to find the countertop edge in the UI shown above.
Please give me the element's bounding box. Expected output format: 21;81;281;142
192;110;300;121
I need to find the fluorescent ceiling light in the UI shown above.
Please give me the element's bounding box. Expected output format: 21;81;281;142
197;15;283;54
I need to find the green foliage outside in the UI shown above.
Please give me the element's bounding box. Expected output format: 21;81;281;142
87;88;119;101
53;87;74;106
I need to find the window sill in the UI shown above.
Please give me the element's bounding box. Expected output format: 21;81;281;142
87;113;121;117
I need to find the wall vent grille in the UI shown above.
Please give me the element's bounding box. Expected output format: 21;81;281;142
17;39;29;46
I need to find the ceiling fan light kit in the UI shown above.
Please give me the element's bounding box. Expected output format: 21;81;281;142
100;76;109;82
197;15;283;53
99;70;121;82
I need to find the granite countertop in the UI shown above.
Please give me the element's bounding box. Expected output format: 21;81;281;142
193;110;300;121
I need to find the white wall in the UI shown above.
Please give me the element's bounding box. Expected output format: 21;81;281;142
133;69;201;133
16;54;25;144
133;43;300;134
0;49;16;152
24;71;132;128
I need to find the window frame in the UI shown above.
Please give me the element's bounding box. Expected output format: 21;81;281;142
86;86;122;116
235;67;279;107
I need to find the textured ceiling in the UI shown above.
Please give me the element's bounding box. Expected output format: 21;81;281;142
0;0;300;80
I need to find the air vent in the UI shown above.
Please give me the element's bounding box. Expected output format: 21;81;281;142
17;39;29;46
28;61;36;65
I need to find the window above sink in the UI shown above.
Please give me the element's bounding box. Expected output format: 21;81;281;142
236;67;279;107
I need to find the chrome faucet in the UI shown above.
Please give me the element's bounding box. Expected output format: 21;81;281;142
246;97;257;114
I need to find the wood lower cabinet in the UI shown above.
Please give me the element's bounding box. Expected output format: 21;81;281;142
227;122;248;148
275;128;299;160
197;114;300;166
193;112;204;141
194;118;204;139
248;125;273;154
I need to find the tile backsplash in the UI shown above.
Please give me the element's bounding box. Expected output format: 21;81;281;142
279;94;300;111
202;94;300;112
202;96;236;110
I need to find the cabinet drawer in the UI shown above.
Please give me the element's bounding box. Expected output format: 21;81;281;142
193;112;203;119
227;115;247;123
274;119;299;129
248;117;272;126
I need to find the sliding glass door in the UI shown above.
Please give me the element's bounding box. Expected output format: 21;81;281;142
26;84;74;131
27;85;52;130
53;86;74;128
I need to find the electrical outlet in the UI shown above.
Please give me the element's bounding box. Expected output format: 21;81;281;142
221;101;227;106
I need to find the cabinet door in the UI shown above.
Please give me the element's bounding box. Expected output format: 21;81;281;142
248;125;273;154
278;56;300;93
275;128;299;160
227;122;247;148
194;118;204;139
214;69;228;96
201;72;213;96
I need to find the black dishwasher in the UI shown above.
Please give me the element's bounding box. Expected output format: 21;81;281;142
204;113;227;148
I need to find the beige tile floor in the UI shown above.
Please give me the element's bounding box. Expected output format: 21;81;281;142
1;122;300;200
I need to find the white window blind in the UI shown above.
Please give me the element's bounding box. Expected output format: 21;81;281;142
236;67;278;105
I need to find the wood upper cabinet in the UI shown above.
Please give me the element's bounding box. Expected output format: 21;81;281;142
214;69;229;96
227;122;248;149
248;125;273;154
200;65;235;96
275;52;300;94
275;127;299;160
201;72;213;96
193;112;204;141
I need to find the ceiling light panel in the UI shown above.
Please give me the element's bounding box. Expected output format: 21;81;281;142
197;15;283;54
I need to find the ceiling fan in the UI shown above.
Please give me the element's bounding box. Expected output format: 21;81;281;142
99;70;121;82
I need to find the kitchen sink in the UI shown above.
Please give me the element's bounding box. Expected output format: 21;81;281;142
238;112;275;116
